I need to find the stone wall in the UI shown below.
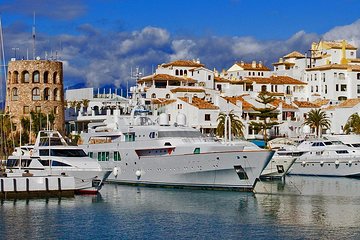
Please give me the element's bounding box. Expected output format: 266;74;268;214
5;60;65;133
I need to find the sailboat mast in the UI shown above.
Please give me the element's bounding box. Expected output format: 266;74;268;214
0;16;7;109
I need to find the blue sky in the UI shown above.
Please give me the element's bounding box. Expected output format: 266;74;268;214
1;0;360;89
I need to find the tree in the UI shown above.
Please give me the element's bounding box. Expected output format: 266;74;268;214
343;113;360;134
216;110;244;140
249;91;280;143
303;109;331;137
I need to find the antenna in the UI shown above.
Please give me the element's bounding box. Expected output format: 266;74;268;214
32;12;36;60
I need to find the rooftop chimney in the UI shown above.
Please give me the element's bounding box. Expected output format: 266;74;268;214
252;60;256;68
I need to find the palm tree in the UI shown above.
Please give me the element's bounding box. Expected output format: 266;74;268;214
343;113;360;134
216;110;244;140
303;109;331;137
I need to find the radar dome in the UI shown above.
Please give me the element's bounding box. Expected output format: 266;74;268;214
176;113;186;126
159;113;169;126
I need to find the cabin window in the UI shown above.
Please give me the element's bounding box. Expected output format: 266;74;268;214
98;152;110;161
114;151;121;161
336;150;348;154
125;133;136;142
52;161;71;167
88;152;94;158
193;148;200;154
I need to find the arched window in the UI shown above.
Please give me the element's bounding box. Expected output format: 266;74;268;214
7;72;11;84
339;73;345;80
151;93;156;98
180;70;183;76
165;94;170;99
175;69;179;75
32;87;41;100
286;86;291;94
261;85;267;92
22;71;30;83
33;71;40;83
316;86;318;92
44;88;50;100
54;88;60;101
53;72;58;84
184;70;187;76
44;71;49;83
12;87;19;101
13;71;19;83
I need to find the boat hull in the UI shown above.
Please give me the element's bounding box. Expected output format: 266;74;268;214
102;150;274;191
260;155;297;179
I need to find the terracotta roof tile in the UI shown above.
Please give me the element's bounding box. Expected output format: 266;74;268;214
312;98;330;106
293;100;320;108
283;51;305;59
170;87;205;93
179;97;219;109
222;96;254;111
214;76;230;83
319;41;357;50
246;76;306;85
337;98;360;108
235;62;270;71
138;74;197;83
306;64;360;72
161;60;204;68
271;99;298;110
151;98;177;105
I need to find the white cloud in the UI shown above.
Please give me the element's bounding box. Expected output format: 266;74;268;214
323;19;360;48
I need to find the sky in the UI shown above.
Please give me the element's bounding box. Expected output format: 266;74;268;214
1;0;360;90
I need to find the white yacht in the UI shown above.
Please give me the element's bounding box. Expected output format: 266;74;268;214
79;107;274;191
6;130;112;193
288;139;360;177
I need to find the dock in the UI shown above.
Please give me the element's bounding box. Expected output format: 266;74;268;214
0;175;76;199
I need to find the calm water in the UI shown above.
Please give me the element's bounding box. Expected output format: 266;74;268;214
2;176;360;239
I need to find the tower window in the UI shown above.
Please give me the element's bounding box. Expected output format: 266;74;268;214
33;71;40;83
32;88;41;100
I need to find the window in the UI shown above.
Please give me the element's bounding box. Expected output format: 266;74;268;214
175;69;179;75
261;85;267;92
114;151;121;161
336;84;339;91
316;86;318;92
286;86;291;94
32;87;41;100
177;104;183;109
54;88;60;101
97;152;110;161
53;72;58;84
33;71;40;83
325;85;327;94
357;73;360;80
23;106;29;114
180;70;183;76
193;148;200;154
339;73;345;80
13;71;19;83
184;70;187;76
54;106;58;114
22;71;30;83
165;94;170;99
341;84;347;91
205;114;210;121
358;85;360;94
151;93;156;98
311;86;314;92
12;87;18;101
44;88;50;100
334;72;337;78
208;75;211;80
44;71;49;83
35;106;41;113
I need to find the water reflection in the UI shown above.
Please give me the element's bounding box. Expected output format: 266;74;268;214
1;178;360;239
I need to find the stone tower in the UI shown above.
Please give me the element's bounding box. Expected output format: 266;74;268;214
5;59;65;133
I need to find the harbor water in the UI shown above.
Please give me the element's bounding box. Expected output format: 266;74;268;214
1;176;360;239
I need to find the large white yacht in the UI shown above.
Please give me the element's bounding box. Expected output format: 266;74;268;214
79;107;274;191
288;139;360;177
6;130;112;193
